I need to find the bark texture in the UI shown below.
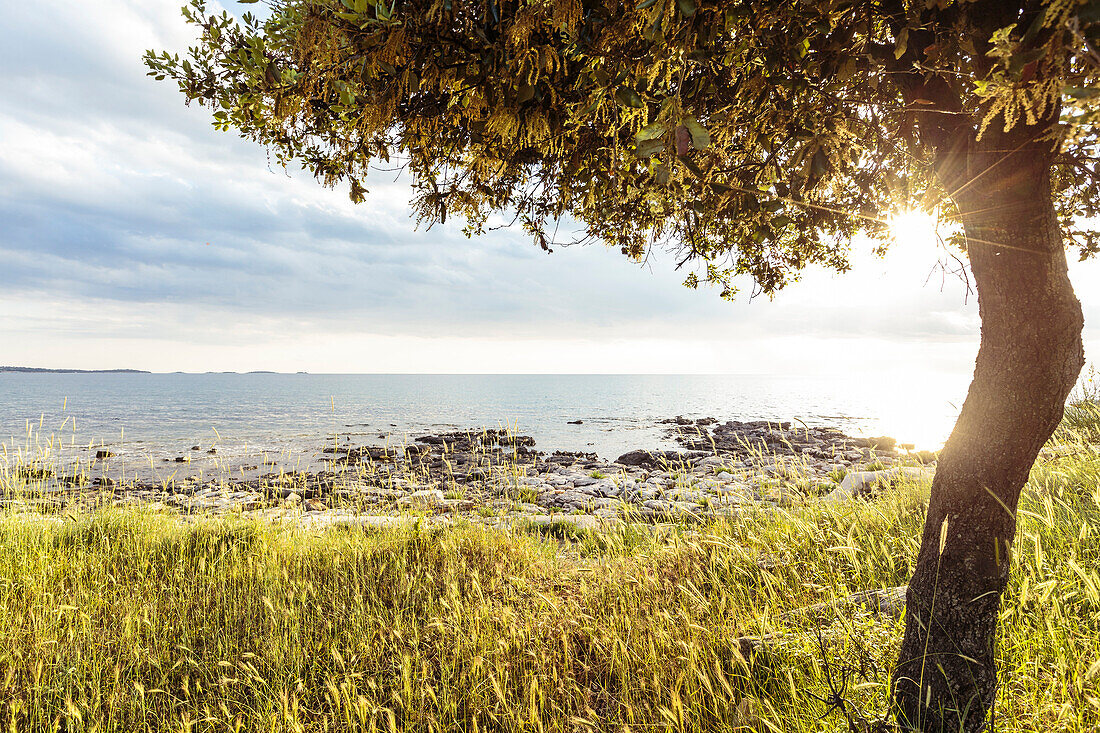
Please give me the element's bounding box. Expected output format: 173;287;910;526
891;127;1085;730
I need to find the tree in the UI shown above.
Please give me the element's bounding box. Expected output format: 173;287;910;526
146;0;1100;728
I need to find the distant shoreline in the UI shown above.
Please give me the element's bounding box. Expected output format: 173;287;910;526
0;367;151;374
0;367;312;374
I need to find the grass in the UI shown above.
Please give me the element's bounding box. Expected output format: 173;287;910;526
0;410;1097;730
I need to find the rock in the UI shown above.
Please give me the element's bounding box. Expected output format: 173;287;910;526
300;514;418;531
592;480;621;497
852;436;897;451
735;634;774;661
524;514;605;531
346;484;402;500
781;586;907;623
545;489;596;509
823;467;932;501
615;449;698;469
616;449;646;464
398;489;446;511
853;586;907;619
913;450;938;464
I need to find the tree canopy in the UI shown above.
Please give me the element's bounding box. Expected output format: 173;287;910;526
146;0;1100;297
149;2;1100;729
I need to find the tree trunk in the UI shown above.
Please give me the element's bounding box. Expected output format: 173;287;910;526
891;136;1085;731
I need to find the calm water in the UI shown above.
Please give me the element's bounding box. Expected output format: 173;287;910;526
0;373;969;475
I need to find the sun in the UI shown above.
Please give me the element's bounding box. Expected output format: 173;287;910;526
887;208;941;254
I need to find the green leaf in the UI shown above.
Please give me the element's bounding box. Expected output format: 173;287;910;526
676;0;698;18
681;117;710;150
894;27;909;59
680;157;705;179
614;87;645;108
1065;87;1100;100
1019;7;1047;45
635;0;660;9
809;148;829;180
635;121;668;142
635;137;665;158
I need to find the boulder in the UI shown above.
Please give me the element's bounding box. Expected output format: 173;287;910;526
823;467;932;502
852;436;897;451
615;449;698;469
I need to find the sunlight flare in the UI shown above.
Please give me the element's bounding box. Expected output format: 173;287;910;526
887;209;941;254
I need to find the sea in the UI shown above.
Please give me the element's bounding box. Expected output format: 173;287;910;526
0;372;970;479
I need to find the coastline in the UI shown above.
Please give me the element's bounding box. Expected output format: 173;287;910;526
2;416;937;525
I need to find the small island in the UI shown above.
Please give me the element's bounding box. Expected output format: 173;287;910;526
0;366;150;374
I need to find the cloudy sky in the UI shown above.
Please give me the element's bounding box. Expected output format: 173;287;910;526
1;0;1097;376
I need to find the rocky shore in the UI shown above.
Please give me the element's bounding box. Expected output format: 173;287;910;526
4;417;937;527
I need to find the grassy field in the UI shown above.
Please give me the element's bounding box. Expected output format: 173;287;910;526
0;404;1097;731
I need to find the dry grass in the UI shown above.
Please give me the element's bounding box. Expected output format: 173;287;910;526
0;408;1096;731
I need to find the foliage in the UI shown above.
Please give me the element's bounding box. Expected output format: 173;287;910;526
146;0;1100;296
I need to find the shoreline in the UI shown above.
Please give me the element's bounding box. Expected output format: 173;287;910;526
2;417;938;525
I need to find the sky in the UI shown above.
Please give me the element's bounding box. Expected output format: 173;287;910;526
0;0;1097;377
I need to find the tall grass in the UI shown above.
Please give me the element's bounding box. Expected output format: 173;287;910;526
0;406;1096;731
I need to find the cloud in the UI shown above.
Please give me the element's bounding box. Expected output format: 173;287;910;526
0;0;1097;373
